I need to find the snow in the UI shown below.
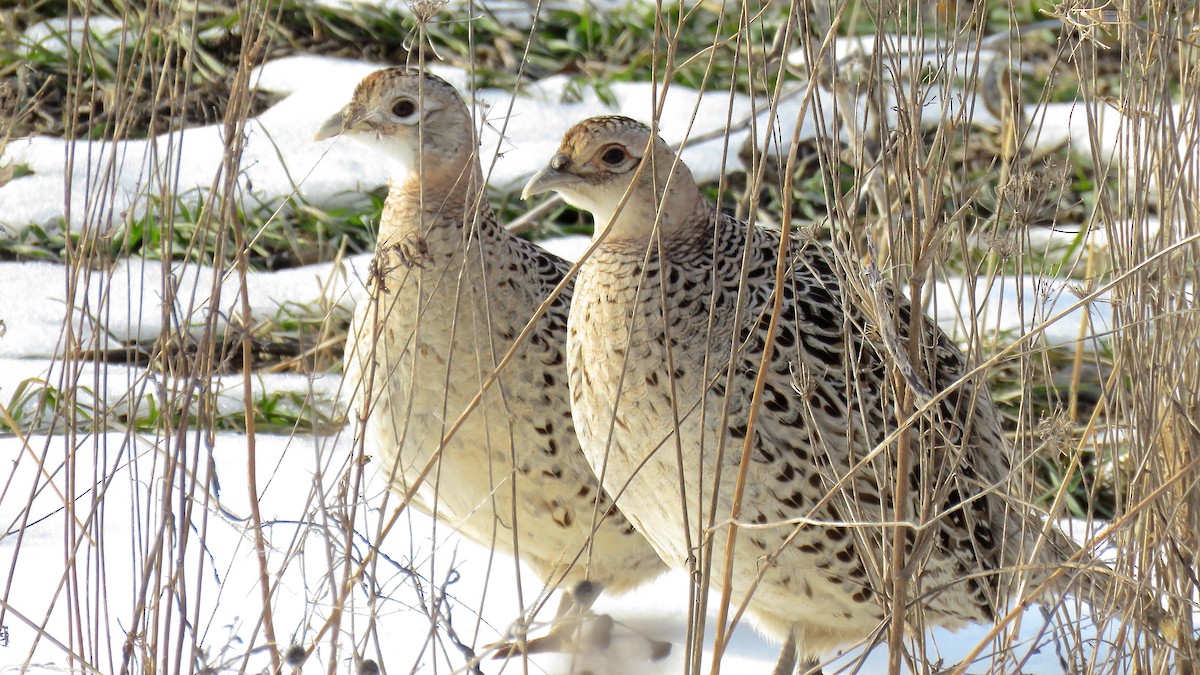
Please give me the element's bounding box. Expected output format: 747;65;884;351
932;274;1112;351
0;248;1128;675
0;430;1126;675
786;32;1007;72
8;49;1190;236
1;55;756;234
0;255;370;359
0;359;342;430
0;247;1110;362
753;78;1180;175
20;16;130;56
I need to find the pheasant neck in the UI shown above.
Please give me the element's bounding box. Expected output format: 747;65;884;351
599;170;711;248
378;161;498;257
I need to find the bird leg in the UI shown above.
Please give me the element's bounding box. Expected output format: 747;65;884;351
772;628;798;675
771;628;824;675
491;581;602;659
490;580;671;660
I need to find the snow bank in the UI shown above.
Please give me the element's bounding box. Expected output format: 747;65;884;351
933;273;1112;351
0;240;1111;361
1;55;754;233
20;16;130;56
0;254;370;359
0;358;342;433
0;431;1127;675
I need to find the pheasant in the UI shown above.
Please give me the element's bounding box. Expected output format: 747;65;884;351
522;115;1171;672
316;73;667;658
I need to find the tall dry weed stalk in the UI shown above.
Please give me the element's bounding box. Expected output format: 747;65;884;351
1088;1;1200;671
0;2;345;673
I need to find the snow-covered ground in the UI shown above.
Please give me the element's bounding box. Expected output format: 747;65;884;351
0;248;1109;362
0;430;1128;675
0;251;1125;675
1;12;1191;674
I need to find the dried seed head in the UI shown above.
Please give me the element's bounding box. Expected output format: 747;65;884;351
407;0;449;24
283;644;307;667
983;231;1020;259
1038;409;1074;453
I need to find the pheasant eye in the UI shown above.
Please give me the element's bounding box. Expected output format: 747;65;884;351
600;147;628;166
392;99;416;118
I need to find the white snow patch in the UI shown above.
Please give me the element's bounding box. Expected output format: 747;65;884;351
537;234;593;262
21;17;129;56
752;83;1198;191
0;431;1141;675
0;358;342;430
0;247;1112;360
1;56;755;233
932;274;1112;351
0;255;371;358
787;33;1002;72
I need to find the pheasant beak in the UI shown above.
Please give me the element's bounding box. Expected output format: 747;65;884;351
521;152;581;200
313;103;370;142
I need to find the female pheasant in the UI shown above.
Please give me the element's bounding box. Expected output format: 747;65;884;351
523;115;1162;672
318;74;667;657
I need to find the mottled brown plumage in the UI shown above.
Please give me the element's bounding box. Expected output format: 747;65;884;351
524;115;1152;671
321;74;667;653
